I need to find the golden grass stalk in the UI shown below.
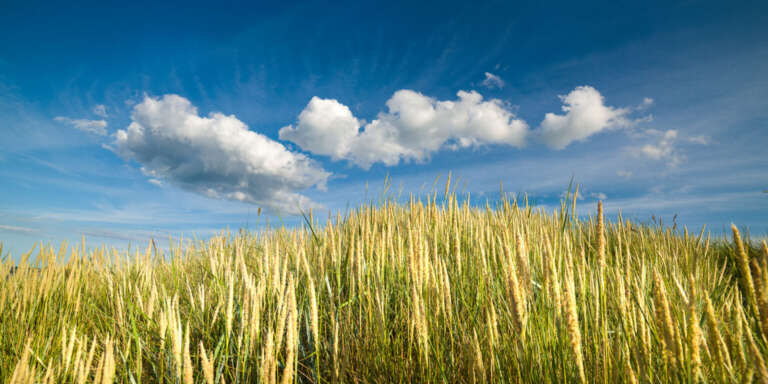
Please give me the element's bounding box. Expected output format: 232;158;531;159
280;278;297;384
226;272;235;338
514;231;532;293
704;296;733;376
260;330;276;384
9;339;34;384
751;258;768;340
62;327;76;374
762;240;768;260
732;224;758;314
101;336;115;384
199;342;215;384
653;271;677;368
687;276;703;381
473;329;485;382
743;313;768;384
597;201;606;269
506;259;527;334
563;262;585;383
303;250;321;375
77;338;98;384
183;325;194;384
332;317;340;382
623;343;638;384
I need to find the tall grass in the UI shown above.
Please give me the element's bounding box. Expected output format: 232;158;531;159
2;181;768;383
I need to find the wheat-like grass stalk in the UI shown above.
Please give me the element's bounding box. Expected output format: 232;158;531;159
332;316;340;382
199;342;215;384
101;336;115;384
260;330;275;384
563;262;585;383
704;296;732;376
226;271;235;339
687;276;703;381
732;224;758;314
743;312;768;384
182;325;194;384
280;278;297;384
762;240;768;260
653;270;677;368
77;338;98;384
62;327;76;374
622;343;638;384
9;339;34;384
751;258;768;338
597;201;606;270
472;329;485;382
506;258;527;335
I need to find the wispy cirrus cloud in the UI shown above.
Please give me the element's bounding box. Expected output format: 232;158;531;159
634;129;682;166
54;116;108;135
0;224;37;234
92;104;108;118
481;72;505;89
628;129;711;167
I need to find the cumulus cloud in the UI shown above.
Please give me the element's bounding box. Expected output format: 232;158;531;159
280;89;528;169
278;97;360;160
481;72;505;89
54;116;108;135
539;86;636;150
114;94;330;213
92;104;108;118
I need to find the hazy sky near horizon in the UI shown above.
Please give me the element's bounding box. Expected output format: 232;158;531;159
1;0;767;257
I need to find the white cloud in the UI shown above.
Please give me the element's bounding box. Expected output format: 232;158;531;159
54;116;108;135
281;89;528;169
114;94;330;213
637;97;654;110
558;188;606;201
688;135;711;145
92;104;108;118
617;170;633;178
633;129;682;167
0;224;37;234
539;86;635;150
278;97;360;160
481;72;505;89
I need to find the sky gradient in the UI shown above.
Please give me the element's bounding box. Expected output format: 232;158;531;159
1;0;767;257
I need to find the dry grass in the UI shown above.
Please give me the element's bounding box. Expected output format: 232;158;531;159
1;180;768;383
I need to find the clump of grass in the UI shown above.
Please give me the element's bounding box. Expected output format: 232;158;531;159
1;179;767;383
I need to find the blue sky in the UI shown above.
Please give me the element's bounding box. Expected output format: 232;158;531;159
1;0;767;257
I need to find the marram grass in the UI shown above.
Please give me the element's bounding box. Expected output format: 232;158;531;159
2;186;768;383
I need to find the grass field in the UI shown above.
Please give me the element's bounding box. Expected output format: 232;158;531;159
2;181;768;383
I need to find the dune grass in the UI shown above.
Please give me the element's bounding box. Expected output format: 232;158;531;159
2;180;768;383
